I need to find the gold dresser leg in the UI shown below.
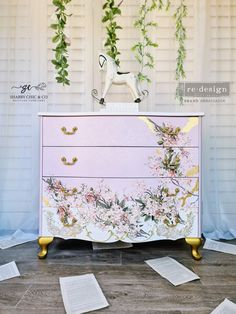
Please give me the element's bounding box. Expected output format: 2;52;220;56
38;237;54;259
185;237;202;260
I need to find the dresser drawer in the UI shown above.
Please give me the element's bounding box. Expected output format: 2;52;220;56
42;116;200;147
42;146;199;178
41;176;200;240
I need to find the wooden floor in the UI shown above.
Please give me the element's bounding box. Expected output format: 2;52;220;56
0;238;236;314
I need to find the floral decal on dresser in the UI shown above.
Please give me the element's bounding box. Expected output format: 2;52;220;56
43;177;199;241
143;118;199;177
147;147;197;177
140;117;192;147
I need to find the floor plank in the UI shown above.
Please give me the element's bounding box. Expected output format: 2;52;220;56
0;238;235;313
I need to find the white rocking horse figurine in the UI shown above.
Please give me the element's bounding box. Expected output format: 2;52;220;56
98;53;144;104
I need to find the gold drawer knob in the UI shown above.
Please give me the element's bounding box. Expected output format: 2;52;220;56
61;126;78;135
61;156;78;166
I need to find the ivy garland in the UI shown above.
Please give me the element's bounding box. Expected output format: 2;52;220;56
157;0;171;10
131;0;158;83
51;0;72;85
132;0;187;89
174;0;187;103
102;0;123;66
131;0;172;83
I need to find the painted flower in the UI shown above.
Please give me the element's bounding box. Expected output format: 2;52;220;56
85;191;97;203
44;177;198;239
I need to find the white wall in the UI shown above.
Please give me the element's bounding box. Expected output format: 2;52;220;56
0;0;236;238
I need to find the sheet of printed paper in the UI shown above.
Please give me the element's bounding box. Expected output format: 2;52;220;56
203;238;236;255
210;298;236;314
0;229;38;249
0;261;20;282
59;273;109;314
145;256;200;286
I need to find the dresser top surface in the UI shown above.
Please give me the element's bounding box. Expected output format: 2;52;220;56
38;112;205;117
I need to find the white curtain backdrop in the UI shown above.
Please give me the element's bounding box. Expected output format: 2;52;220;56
0;0;235;239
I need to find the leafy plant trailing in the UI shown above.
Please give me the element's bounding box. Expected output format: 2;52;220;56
174;0;187;103
131;0;159;83
102;0;123;66
156;0;171;11
132;0;187;88
51;0;72;85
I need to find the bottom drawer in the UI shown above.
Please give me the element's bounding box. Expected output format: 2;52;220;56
40;177;200;241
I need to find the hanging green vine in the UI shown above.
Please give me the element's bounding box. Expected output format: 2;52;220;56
132;0;158;83
132;0;172;83
51;0;72;85
102;0;123;66
132;0;187;102
174;0;187;103
157;0;171;11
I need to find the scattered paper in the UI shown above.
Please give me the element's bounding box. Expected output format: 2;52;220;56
203;238;236;255
59;274;109;314
92;241;133;251
0;229;38;249
210;298;236;314
0;261;20;282
145;256;200;286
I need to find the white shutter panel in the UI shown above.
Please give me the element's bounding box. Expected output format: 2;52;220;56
0;0;39;231
204;0;236;227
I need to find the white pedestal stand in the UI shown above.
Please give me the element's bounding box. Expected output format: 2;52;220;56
100;102;139;113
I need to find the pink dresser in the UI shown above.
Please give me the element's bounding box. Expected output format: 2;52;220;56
38;112;204;259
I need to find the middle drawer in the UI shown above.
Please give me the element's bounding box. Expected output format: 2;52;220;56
43;147;199;178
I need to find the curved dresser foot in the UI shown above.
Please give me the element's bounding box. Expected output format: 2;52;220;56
185;237;202;260
38;237;54;259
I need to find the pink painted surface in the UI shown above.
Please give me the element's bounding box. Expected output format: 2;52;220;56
39;114;202;242
43;116;199;147
42;146;199;178
41;177;200;240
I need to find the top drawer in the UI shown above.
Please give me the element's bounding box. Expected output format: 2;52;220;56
42;115;200;147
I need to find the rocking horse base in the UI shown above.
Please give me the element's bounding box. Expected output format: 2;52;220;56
99;98;140;105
